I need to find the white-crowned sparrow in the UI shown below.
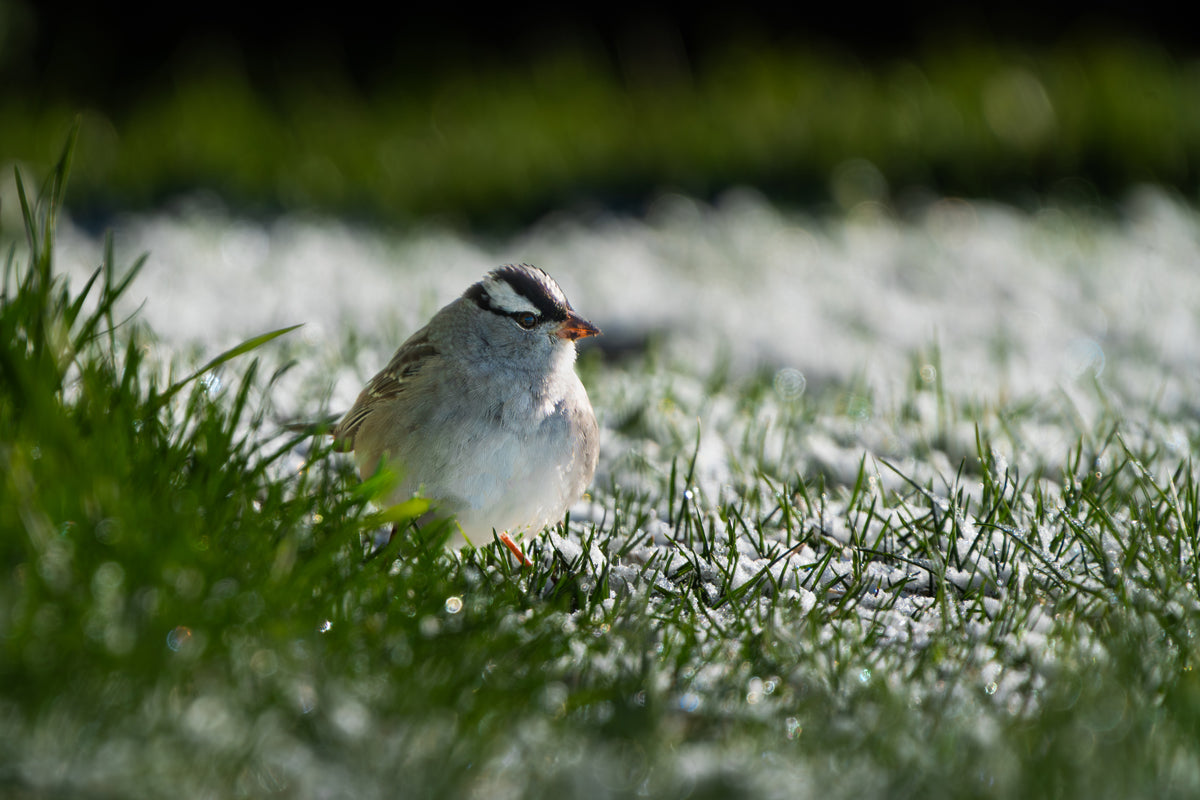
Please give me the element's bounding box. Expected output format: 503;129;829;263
333;264;600;550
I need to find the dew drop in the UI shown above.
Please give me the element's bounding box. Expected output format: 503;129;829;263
166;625;192;652
785;717;802;740
747;676;765;705
774;367;807;399
444;596;463;614
250;648;278;677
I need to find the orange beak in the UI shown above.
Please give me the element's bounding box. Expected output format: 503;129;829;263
556;312;601;341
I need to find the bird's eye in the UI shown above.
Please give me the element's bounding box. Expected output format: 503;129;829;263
514;312;538;329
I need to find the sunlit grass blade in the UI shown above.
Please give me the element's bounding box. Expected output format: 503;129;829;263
153;323;303;407
361;497;433;529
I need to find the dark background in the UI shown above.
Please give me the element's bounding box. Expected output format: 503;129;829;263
4;1;1196;225
8;2;1195;102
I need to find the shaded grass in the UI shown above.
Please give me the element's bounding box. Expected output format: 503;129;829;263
3;35;1200;230
4;137;1200;799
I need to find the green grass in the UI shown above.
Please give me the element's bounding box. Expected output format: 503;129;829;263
3;35;1200;229
4;138;1200;799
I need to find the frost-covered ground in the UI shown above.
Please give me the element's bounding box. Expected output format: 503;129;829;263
33;188;1200;797
54;186;1200;529
53;183;1200;633
56;186;1200;409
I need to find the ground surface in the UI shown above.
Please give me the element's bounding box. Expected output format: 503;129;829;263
4;186;1200;798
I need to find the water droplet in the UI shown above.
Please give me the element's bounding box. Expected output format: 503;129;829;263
985;681;998;695
858;668;872;684
774;367;807;399
167;625;192;651
318;619;333;633
846;395;872;421
785;717;802;740
444;596;463;614
678;692;701;713
747;677;765;705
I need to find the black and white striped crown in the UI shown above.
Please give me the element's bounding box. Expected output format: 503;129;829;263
464;264;572;323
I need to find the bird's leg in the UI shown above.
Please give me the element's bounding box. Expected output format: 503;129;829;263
499;532;533;567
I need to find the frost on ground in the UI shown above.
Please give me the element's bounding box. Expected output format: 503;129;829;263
55;185;1200;408
55;184;1200;601
37;188;1200;795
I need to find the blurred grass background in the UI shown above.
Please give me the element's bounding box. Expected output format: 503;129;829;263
2;1;1198;227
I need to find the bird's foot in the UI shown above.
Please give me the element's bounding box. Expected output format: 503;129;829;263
499;532;533;567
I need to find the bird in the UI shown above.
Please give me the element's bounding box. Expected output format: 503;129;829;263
332;264;600;556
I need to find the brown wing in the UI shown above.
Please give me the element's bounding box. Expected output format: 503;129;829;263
332;329;438;450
